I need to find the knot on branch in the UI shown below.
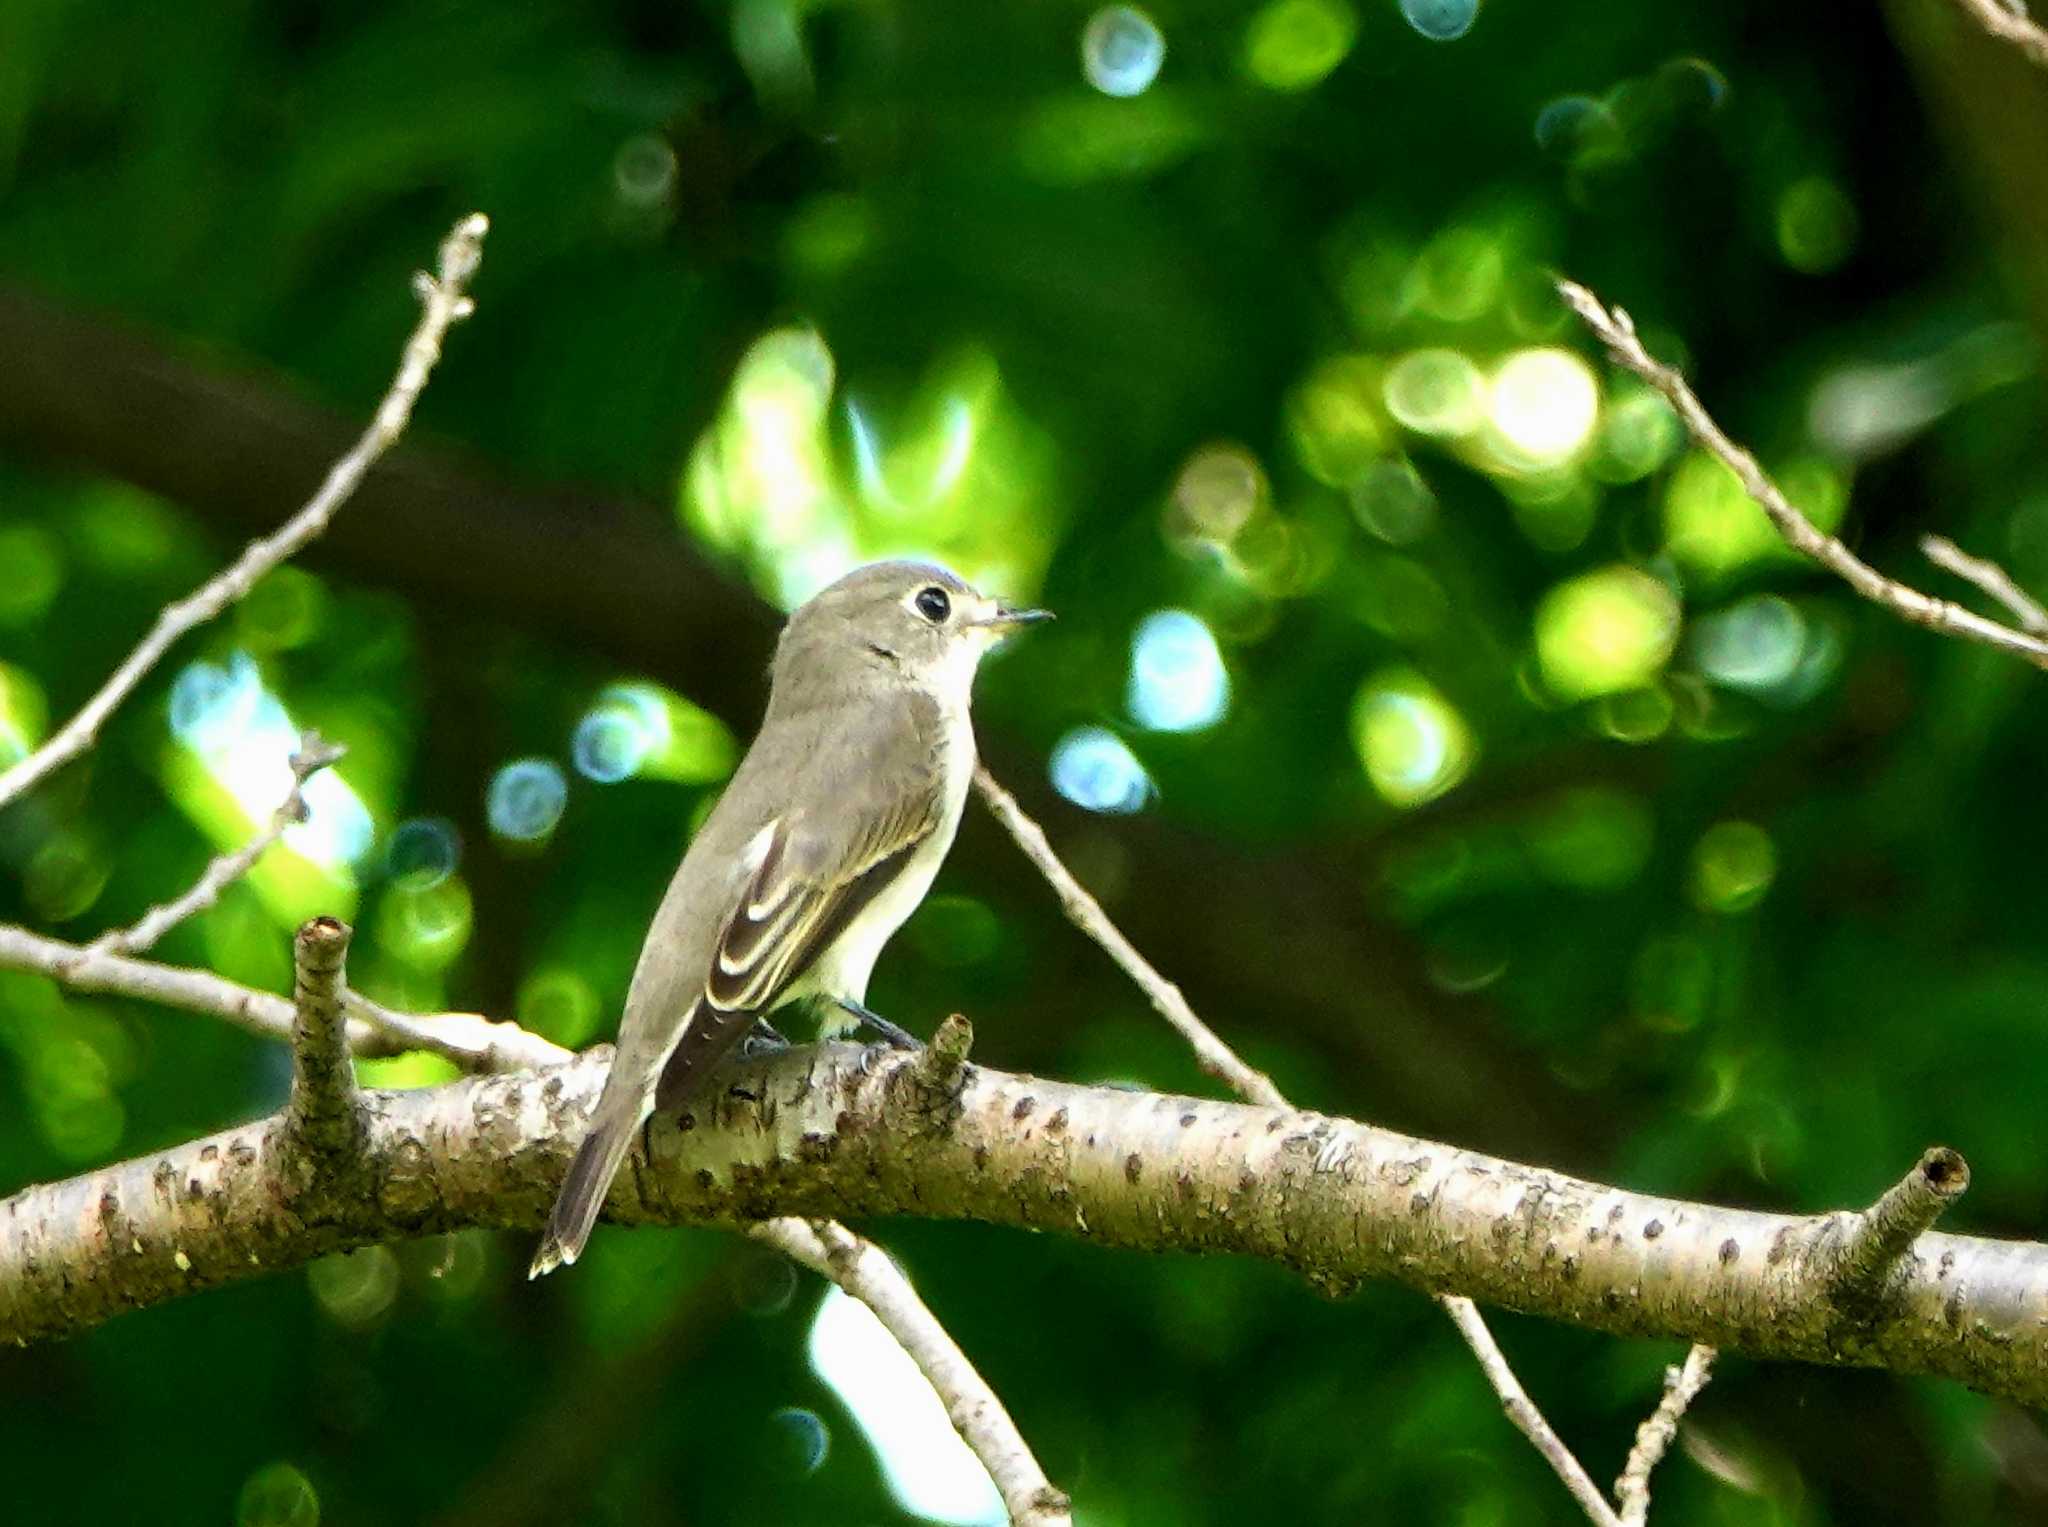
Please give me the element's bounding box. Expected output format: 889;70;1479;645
921;1014;974;1084
896;1014;974;1128
1827;1146;1970;1309
281;917;365;1189
283;731;347;824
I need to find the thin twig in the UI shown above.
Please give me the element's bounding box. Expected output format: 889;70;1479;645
972;767;1284;1108
1829;1147;1972;1303
1442;1294;1622;1527
1555;277;2048;671
755;1217;1073;1527
87;731;346;957
1948;0;2048;67
0;212;489;814
284;916;360;1160
0;921;568;1071
1922;535;2048;635
974;765;1614;1523
1614;1345;1717;1525
341;990;573;1072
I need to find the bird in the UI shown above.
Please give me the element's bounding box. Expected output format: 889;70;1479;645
529;559;1051;1277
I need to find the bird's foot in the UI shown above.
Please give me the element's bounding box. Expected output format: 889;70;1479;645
740;1018;792;1059
835;997;923;1051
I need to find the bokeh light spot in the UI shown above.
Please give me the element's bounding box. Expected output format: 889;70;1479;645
1776;178;1857;275
235;567;326;652
307;1246;400;1330
1591;389;1682;483
1406;227;1504;322
236;1463;319;1527
1049;727;1154;815
1243;0;1357;92
486;758;568;842
909;894;1002;968
810;1287;1004;1524
1288;357;1388;484
613;133;678;210
1081;6;1166;96
0;525;62;627
1168;444;1265;548
1533;95;1609;158
1535;566;1681;702
1400;0;1477;42
1658;56;1729;114
573;702;653;783
1351;669;1475;807
167;652;373;871
1692;596;1806;693
377;877;474;972
518;967;604;1048
1664;451;1845;576
0;661;49;764
1593;685;1676;744
25;833;109;923
385;818;459;891
1691;820;1776;913
1127;610;1229;732
1489;348;1600;467
1350;461;1437;545
1384;349;1487;437
768;1406;833;1475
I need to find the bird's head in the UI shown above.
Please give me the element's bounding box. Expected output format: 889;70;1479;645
775;559;1052;705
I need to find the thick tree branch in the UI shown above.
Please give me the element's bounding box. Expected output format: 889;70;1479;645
0;214;488;813
2;1044;2041;1407
756;1215;1072;1527
1557;277;2048;670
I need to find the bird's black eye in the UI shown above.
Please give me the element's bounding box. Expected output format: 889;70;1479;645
913;586;952;624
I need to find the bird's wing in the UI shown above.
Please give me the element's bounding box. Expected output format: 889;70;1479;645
703;784;940;1016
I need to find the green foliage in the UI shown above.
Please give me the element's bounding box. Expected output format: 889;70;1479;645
2;0;2044;1521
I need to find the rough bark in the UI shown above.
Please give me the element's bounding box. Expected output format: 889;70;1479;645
3;1039;2042;1407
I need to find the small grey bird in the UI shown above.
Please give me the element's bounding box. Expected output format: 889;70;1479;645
530;560;1050;1277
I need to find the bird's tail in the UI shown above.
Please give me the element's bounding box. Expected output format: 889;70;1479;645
528;1091;641;1279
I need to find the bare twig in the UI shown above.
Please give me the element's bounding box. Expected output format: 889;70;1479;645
974;766;1615;1523
1922;535;2048;635
755;1217;1072;1527
1948;0;2048;67
0;213;489;814
284;916;360;1161
1829;1147;1972;1303
1614;1345;1717;1525
87;731;346;957
0;921;568;1071
972;767;1284;1108
1555;277;2048;671
1442;1295;1622;1527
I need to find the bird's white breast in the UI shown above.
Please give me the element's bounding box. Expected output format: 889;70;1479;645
803;706;976;1033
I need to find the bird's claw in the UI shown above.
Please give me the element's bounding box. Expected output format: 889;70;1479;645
834;997;924;1051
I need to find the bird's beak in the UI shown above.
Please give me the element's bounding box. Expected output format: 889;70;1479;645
978;603;1055;631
